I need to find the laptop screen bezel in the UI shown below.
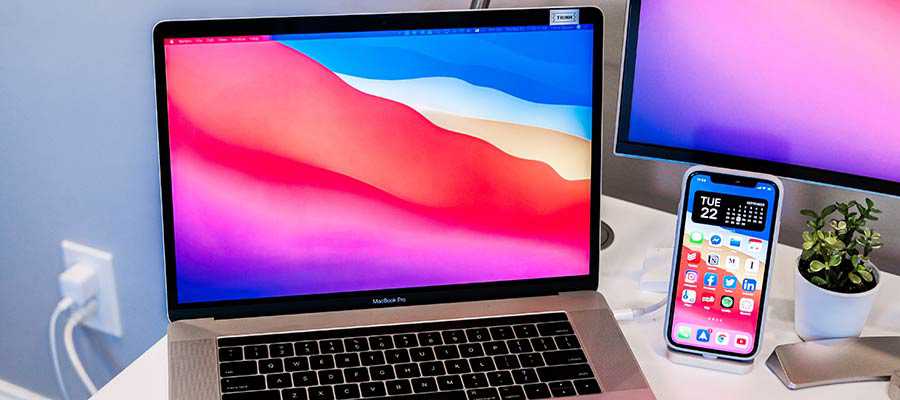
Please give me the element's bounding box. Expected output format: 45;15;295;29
153;7;603;322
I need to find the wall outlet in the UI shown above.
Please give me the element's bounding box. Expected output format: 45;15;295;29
61;240;122;337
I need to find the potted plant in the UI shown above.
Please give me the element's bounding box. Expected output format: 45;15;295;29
794;199;882;340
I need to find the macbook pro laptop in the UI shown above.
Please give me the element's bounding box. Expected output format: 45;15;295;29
153;7;653;400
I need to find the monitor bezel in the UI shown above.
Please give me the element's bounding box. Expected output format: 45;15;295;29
153;7;604;322
615;0;900;198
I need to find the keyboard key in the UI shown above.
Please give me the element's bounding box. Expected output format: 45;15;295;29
411;377;438;393
518;353;544;368
386;379;413;395
334;383;361;400
522;383;551;399
310;355;335;370
321;339;344;354
296;341;320;356
548;381;577;397
345;367;370;383
244;345;269;360
507;339;533;354
360;351;386;366
487;370;513;386
498;385;526;400
530;337;557;352
292;371;318;387
369;336;393;350
466;328;490;342
285;356;310;371
553;335;580;350
436;375;464;390
420;361;446;376
542;349;587;366
220;361;257;377
385;349;410;364
467;388;500;400
513;324;539;338
494;355;520;370
221;375;265;392
435;345;460;360
394;334;419;348
470;357;496;372
308;386;335;400
462;372;489;388
536;364;593;382
410;347;435;362
270;343;294;358
395;363;421;379
267;373;292;389
574;378;602;394
259;358;284;374
489;326;515;340
459;343;484;358
360;381;386;397
445;359;471;374
219;347;243;362
222;390;280;400
344;337;369;352
511;368;539;384
537;321;574;337
418;332;443;346
318;369;344;385
370;365;396;381
484;341;509;356
335;353;360;368
282;388;308;400
442;330;468;344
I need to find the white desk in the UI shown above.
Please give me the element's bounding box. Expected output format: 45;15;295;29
94;196;900;399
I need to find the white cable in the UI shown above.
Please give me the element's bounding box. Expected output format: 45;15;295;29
613;297;668;321
50;297;75;400
63;301;99;395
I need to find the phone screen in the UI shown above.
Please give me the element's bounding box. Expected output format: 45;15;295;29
667;172;779;357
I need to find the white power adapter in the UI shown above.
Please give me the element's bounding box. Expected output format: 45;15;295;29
58;262;99;306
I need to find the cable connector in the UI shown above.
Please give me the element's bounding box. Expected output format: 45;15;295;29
59;262;99;306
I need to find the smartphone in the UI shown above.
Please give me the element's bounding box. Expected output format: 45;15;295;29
664;166;783;361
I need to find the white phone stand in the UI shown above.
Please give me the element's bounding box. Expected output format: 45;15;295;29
667;349;754;374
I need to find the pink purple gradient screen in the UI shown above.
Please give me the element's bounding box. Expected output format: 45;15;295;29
629;1;900;183
163;27;594;303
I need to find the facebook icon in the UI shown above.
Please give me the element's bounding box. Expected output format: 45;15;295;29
703;272;718;287
742;278;758;292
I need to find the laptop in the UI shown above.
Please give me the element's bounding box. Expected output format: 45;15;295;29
152;7;653;400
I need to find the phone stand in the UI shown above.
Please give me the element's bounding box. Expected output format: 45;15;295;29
667;349;754;374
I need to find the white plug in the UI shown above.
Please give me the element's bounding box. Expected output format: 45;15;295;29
59;262;99;306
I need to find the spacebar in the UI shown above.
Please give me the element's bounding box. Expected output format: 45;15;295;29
366;391;467;400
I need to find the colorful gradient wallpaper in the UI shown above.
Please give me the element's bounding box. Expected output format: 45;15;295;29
163;26;594;303
629;1;900;183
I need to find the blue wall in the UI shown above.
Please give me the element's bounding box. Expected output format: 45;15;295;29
0;1;467;398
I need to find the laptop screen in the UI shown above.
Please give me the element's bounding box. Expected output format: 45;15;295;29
162;20;595;304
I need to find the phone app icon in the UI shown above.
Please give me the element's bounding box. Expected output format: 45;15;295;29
715;331;730;346
677;325;692;340
722;275;738;289
725;255;740;271
739;298;755;312
735;334;750;349
720;295;734;308
684;270;698;284
703;272;718;287
689;231;704;244
728;236;743;249
685;249;701;265
741;278;758;292
748;238;763;253
700;292;716;305
707;253;720;266
745;258;760;274
709;234;723;247
681;289;696;304
696;328;711;343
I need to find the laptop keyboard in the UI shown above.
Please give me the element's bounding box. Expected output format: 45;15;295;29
217;312;601;400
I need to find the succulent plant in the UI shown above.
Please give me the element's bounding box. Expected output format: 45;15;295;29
799;198;881;293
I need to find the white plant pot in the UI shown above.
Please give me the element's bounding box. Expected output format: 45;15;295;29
794;258;881;341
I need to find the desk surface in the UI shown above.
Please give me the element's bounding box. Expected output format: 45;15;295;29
93;196;900;399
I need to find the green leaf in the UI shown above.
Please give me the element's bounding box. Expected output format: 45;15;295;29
848;272;862;285
822;205;837;216
810;276;828;287
858;269;874;282
809;260;826;272
800;209;818;219
802;231;813;242
817;231;826;240
802;240;814;250
866;198;874;208
828;254;842;266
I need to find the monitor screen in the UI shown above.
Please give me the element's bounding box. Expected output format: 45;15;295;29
162;22;595;304
617;0;900;195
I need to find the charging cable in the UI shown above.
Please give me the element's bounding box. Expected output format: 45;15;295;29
49;262;100;399
64;300;99;395
50;297;75;400
613;297;668;321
